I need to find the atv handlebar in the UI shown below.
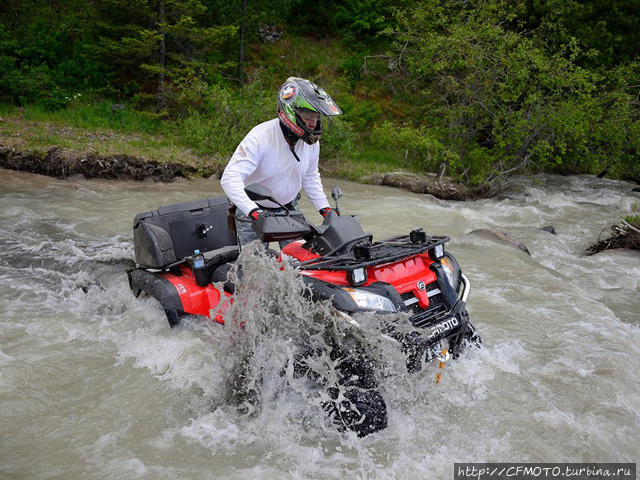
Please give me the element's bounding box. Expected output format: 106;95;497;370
252;211;311;243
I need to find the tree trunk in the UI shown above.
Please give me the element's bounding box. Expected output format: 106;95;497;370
157;0;167;112
237;0;247;84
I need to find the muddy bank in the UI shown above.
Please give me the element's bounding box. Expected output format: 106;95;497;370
0;145;203;182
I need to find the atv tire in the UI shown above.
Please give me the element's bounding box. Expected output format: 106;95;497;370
323;387;388;437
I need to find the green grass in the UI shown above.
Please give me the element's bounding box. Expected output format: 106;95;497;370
2;100;164;134
0;105;216;168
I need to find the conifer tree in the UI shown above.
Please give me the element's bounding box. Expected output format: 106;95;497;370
94;0;236;112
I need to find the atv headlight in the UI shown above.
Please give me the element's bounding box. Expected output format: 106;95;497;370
440;254;461;291
343;288;397;312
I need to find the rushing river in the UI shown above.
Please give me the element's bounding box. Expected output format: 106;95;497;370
1;169;638;479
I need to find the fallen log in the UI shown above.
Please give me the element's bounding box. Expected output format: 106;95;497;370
586;218;640;255
361;171;475;201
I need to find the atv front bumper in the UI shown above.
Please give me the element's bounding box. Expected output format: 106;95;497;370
339;273;477;372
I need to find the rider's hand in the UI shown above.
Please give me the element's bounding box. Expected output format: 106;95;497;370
319;207;337;217
248;208;265;223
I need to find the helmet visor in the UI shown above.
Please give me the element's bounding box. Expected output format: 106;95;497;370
305;91;342;117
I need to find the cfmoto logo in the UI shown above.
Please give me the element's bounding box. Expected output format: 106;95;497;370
417;280;426;290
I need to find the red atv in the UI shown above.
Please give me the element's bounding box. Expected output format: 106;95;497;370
128;184;480;436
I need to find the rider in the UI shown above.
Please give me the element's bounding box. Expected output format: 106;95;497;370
220;76;343;247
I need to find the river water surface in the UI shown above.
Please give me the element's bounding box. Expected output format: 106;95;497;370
1;169;638;479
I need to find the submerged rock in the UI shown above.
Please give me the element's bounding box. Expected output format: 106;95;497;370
468;227;532;256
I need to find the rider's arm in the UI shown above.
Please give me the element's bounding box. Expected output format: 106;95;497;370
301;146;331;213
220;133;262;216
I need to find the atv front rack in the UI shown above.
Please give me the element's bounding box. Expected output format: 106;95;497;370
297;234;450;272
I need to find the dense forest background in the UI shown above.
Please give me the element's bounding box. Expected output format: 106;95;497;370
1;0;639;191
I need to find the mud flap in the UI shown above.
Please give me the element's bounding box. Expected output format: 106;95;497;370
128;269;184;327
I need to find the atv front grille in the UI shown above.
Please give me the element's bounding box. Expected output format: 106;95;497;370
400;292;420;313
402;283;452;328
409;300;450;328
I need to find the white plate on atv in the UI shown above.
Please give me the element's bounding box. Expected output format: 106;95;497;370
427;316;459;339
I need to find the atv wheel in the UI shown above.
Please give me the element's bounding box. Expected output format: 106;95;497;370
323;387;388;437
293;342;388;436
324;344;387;436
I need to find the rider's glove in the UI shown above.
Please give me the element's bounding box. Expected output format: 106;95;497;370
248;208;265;223
319;207;336;218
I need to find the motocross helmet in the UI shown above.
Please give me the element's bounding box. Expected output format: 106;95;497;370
277;76;342;145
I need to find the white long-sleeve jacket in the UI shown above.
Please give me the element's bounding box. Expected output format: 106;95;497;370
220;118;331;215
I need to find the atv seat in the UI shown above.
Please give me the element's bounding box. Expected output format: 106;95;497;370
204;245;239;270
